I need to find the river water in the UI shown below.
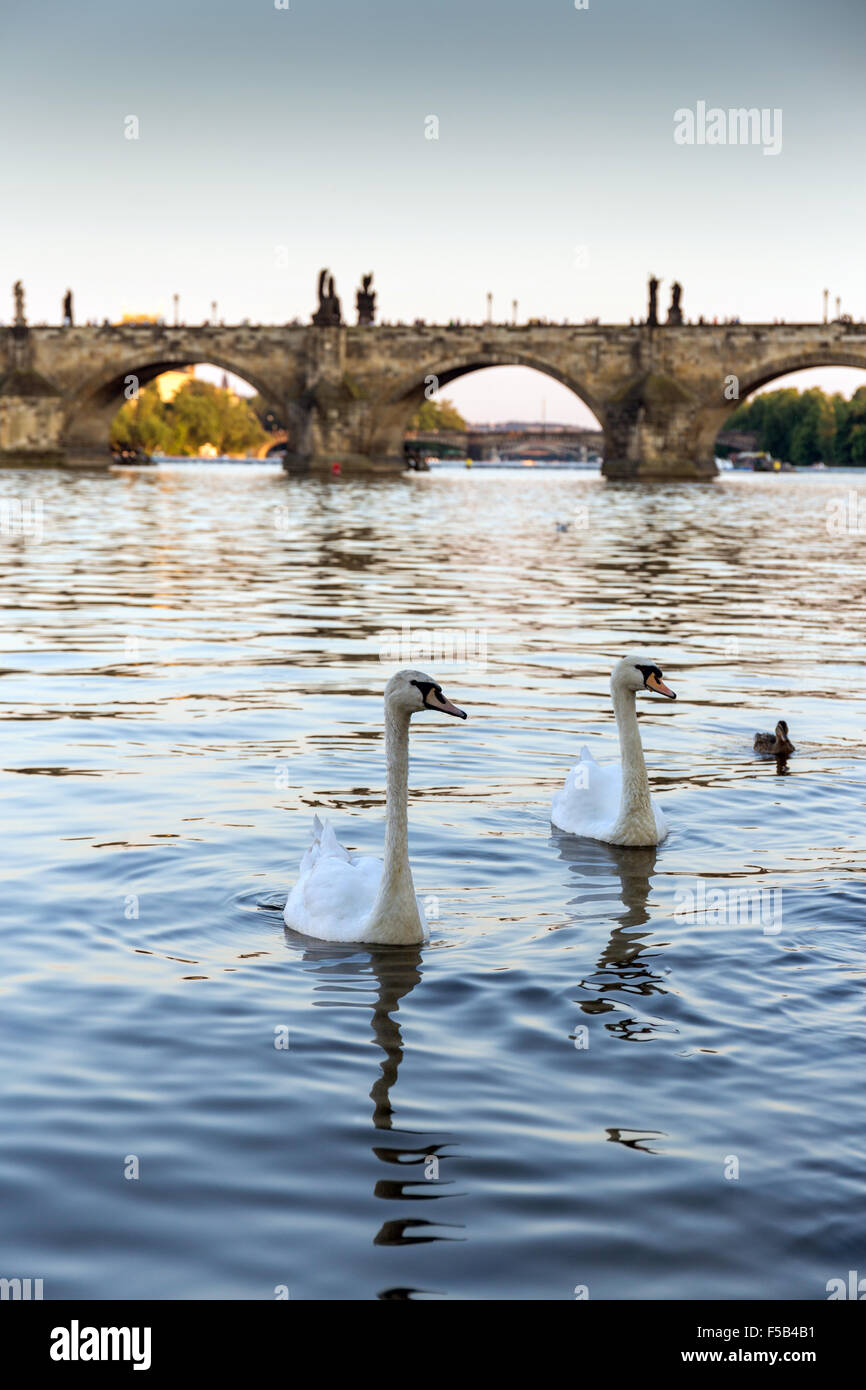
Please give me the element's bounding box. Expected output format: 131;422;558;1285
1;462;864;1300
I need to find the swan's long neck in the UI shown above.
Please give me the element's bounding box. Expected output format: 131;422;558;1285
365;703;424;944
382;704;412;889
612;681;652;826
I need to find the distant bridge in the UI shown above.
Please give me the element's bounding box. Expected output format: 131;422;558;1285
3;318;866;479
406;425;605;461
255;429;289;458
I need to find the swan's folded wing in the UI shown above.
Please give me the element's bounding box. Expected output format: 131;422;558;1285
298;814;353;876
582;757;621;813
552;747;622;836
284;852;383;940
570;747;620;810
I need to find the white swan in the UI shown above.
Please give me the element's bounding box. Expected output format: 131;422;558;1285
283;669;467;944
551;655;676;847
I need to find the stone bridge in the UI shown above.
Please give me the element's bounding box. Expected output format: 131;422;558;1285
407;427;603;461
3;318;866;479
469;427;603;461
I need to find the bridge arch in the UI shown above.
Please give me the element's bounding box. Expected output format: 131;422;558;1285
367;352;607;459
696;347;866;461
254;430;289;458
63;355;286;461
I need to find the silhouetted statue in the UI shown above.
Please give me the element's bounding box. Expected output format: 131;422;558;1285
356;272;376;325
62;288;74;327
312;267;342;326
667;281;683;326
13;280;26;327
648;275;659;327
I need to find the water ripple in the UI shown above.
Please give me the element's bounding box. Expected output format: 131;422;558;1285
1;465;864;1298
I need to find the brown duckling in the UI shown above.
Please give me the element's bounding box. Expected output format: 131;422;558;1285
754;720;795;756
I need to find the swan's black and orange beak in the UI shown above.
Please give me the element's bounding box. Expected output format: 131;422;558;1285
412;679;467;718
425;685;467;719
646;670;676;700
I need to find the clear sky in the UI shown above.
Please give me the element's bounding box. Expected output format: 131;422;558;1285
3;0;864;419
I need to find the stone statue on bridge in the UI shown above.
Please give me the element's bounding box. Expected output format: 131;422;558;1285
62;288;74;327
648;275;659;327
312;268;342;326
13;280;26;327
667;281;683;325
356;273;376;326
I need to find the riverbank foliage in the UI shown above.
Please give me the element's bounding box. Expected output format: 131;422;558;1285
723;386;866;465
110;380;269;456
409;398;467;431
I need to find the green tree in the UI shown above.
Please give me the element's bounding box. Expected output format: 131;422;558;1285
110;378;268;456
110;383;170;453
787;389;836;466
721;384;866;464
168;380;268;454
849;424;866;465
409;397;467;431
834;386;866;464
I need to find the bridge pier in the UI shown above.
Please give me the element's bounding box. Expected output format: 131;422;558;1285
63;398;125;466
0;387;66;465
0;329;66;465
602;373;718;481
281;326;407;475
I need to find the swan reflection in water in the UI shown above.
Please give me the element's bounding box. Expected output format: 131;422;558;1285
551;832;672;1151
550;830;674;1040
285;933;463;1297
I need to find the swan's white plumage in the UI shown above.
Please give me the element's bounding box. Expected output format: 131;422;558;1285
550;654;673;847
283;814;430;943
282;669;466;944
551;746;667;845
